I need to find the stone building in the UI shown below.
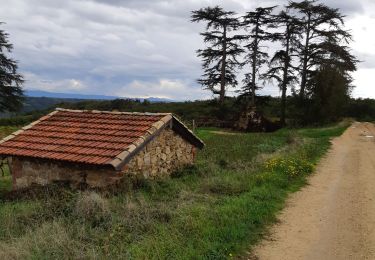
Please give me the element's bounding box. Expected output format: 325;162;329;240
0;108;204;190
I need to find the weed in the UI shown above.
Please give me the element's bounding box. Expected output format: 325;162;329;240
265;156;314;179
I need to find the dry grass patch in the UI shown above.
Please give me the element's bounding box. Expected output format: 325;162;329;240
0;220;96;260
74;191;110;225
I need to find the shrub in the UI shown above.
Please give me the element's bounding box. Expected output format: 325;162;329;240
285;130;299;145
74;192;110;225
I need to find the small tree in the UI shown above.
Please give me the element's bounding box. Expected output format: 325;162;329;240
0;23;23;112
308;38;357;121
242;6;277;107
266;10;302;125
191;6;244;105
307;65;352;123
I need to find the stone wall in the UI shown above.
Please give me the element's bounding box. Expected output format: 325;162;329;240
10;158;123;190
123;128;196;178
10;127;196;190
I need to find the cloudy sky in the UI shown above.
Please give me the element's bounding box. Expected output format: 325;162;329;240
0;0;374;100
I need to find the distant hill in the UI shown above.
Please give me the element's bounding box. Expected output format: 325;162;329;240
25;90;172;103
0;90;173;116
22;96;86;113
25;90;117;100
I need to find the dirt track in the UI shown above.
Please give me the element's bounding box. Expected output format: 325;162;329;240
253;122;375;260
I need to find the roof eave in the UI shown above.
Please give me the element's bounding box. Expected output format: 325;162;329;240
171;117;205;149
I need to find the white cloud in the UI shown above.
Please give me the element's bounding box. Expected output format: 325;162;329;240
23;72;87;92
136;40;155;50
352;69;375;98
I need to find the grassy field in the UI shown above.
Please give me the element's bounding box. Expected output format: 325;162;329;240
0;126;19;195
0;123;349;259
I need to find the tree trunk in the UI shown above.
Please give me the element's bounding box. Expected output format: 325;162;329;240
300;14;311;99
220;25;227;105
250;22;259;108
281;25;291;126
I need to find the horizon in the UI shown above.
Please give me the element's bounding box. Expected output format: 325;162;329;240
24;89;375;102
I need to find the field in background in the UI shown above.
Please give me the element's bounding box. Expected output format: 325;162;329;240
0;123;349;259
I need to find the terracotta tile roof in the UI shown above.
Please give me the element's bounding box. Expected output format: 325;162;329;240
0;108;204;170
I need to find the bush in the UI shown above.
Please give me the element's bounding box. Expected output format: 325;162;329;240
285;130;299;145
74;192;110;225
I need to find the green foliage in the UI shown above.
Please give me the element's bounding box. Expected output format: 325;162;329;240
0;113;43;126
0;23;24;112
191;6;244;104
242;6;277;106
345;98;375;121
294;66;351;124
22;97;84;113
0;125;19;137
59;98;243;126
266;10;302;125
288;0;355;98
1;93;367;129
0;166;11;196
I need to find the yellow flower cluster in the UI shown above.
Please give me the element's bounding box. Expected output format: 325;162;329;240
265;157;314;179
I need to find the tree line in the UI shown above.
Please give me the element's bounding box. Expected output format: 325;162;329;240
191;0;358;125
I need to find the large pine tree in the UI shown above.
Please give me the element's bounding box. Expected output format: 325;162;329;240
288;0;352;99
0;23;23;112
242;6;277;107
191;6;244;105
266;10;302;125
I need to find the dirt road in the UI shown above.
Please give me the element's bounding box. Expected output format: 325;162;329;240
253;122;375;260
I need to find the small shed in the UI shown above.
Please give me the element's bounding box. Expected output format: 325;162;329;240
0;108;204;190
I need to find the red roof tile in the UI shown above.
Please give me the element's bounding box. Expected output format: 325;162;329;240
0;109;172;167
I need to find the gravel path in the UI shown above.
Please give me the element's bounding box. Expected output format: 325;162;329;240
252;122;375;260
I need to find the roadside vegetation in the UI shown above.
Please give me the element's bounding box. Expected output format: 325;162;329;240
0;122;348;259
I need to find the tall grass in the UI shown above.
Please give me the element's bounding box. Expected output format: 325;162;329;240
0;123;349;259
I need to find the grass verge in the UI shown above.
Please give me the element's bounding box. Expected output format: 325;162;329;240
0;123;349;259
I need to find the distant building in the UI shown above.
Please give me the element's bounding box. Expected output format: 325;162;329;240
0;108;204;190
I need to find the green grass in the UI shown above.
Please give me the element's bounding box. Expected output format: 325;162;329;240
0;123;349;259
0;126;20;137
0;166;12;196
0;126;19;196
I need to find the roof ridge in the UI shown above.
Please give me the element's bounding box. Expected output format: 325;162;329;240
55;108;172;116
109;113;173;170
